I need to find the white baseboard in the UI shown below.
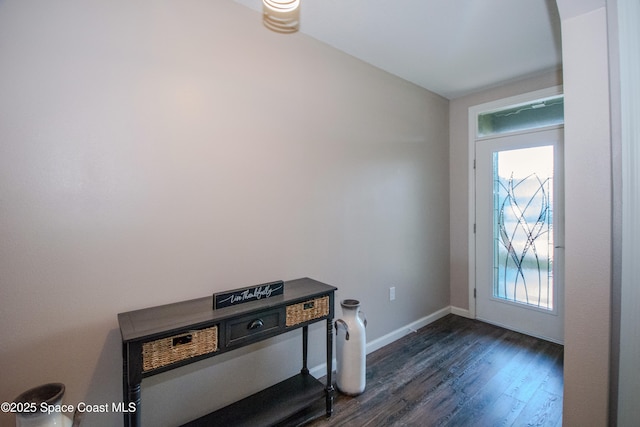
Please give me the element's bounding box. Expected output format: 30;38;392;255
365;306;451;354
309;306;453;378
310;360;335;378
475;316;564;345
450;306;472;318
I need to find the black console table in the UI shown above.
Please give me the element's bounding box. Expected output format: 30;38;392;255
118;277;337;427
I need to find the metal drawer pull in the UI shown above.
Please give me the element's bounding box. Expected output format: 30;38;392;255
248;319;264;330
172;334;193;346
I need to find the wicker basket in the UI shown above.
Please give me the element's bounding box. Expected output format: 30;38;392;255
286;296;329;327
142;326;218;372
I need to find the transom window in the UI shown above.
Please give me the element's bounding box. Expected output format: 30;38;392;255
477;95;564;137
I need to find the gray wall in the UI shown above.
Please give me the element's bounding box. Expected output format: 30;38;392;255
557;1;613;425
613;0;640;424
0;1;449;426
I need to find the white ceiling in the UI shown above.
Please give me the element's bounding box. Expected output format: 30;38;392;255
234;0;563;99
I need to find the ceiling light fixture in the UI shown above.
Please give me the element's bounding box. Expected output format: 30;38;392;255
262;0;300;33
263;0;300;13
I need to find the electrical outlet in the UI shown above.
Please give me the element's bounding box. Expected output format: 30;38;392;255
389;286;396;301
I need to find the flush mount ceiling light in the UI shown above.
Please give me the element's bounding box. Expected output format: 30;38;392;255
262;0;300;33
263;0;300;13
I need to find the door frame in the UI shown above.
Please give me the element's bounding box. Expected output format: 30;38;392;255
468;86;564;320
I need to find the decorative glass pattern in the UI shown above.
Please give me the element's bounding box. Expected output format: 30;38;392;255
493;146;554;310
478;96;564;137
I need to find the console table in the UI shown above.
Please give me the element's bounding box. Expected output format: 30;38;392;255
118;277;337;427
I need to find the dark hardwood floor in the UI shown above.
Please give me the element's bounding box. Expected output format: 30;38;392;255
282;314;563;427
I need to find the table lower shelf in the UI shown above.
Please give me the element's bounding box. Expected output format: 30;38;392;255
181;373;328;427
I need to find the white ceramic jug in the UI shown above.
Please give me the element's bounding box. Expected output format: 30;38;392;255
13;383;74;427
335;299;367;395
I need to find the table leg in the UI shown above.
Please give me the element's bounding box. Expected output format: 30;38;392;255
123;343;142;427
301;325;309;375
125;383;141;427
325;318;334;417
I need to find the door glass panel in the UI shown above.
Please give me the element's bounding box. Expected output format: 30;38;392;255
478;96;564;137
493;145;554;310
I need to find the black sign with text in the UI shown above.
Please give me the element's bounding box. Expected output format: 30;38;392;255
213;280;285;310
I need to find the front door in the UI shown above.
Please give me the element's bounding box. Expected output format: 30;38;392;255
475;127;564;343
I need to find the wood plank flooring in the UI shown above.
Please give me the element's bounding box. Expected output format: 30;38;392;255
280;314;563;427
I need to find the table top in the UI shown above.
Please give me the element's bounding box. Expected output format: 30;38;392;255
118;277;337;342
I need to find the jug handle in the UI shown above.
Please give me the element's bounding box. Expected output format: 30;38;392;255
359;311;367;328
72;407;83;427
335;319;350;340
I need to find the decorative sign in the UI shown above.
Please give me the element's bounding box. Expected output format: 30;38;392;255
213;280;285;310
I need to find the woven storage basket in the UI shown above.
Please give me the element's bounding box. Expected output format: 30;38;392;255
286;296;329;327
142;326;218;372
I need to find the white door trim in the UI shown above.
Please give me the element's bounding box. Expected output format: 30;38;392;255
467;86;564;321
